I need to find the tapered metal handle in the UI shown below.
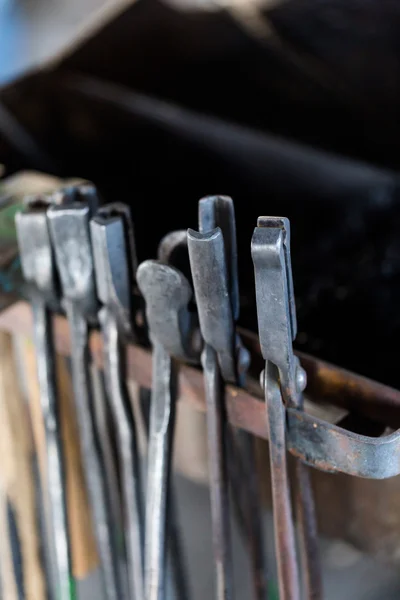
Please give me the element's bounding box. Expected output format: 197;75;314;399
100;307;145;600
145;341;177;600
202;344;234;600
32;297;72;600
66;302;121;600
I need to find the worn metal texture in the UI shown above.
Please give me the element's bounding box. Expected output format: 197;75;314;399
137;259;195;600
188;195;267;600
137;260;198;361
252;217;322;600
91;207;144;600
252;218;300;408
264;362;299;600
47;196;98;320
145;341;178;600
47;192;123;600
287;410;400;479
202;344;234;600
188;228;237;383
15;201;70;600
4;297;400;559
91;205;136;338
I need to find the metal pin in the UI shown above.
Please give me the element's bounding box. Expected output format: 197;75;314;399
188;195;267;600
252;217;322;600
15;196;70;600
137;260;198;600
91;204;144;600
47;186;123;600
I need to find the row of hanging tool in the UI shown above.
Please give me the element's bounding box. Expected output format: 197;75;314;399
15;186;322;600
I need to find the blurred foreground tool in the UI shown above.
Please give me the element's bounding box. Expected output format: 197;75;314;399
0;330;48;600
188;196;267;600
48;187;124;600
16;196;73;600
91;204;144;600
21;339;99;579
252;217;321;600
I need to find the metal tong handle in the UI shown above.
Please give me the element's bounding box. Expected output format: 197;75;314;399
252;217;322;600
16;202;72;600
188;195;267;600
48;196;123;600
137;260;194;600
146;342;177;600
91;207;145;600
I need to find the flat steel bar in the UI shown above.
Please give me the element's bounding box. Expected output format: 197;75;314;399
202;344;233;600
145;341;177;600
100;307;144;600
31;296;71;600
65;301;121;600
264;362;300;600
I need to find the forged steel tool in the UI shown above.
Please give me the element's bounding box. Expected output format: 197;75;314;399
251;217;322;600
15;196;67;600
187;195;267;600
91;203;144;600
156;230;193;600
47;186;123;600
137;259;199;600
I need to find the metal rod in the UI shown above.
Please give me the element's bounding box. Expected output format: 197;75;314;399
65;301;121;600
15;203;72;600
31;296;72;600
145;341;177;600
264;362;300;600
99;306;144;600
188;195;268;600
294;462;322;600
252;217;322;600
202;343;234;600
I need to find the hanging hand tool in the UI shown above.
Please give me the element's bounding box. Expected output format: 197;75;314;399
187;195;267;600
157;230;193;600
15;196;71;600
251;217;322;600
90;203;144;600
47;186;123;600
137;259;199;600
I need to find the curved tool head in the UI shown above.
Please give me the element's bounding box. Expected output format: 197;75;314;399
15;195;58;301
47;185;100;319
199;195;239;321
189;195;248;384
137;260;200;361
91;203;137;339
158;230;187;265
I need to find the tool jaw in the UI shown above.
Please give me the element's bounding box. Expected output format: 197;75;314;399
199;195;239;321
252;217;305;406
187;227;237;382
47;201;98;318
15;198;58;301
137;259;199;361
91;214;132;338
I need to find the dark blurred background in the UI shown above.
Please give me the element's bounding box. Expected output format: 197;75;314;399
2;0;400;389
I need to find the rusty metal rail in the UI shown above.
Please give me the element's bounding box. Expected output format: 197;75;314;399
3;300;400;447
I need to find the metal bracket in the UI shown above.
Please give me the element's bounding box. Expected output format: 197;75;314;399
252;216;400;480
